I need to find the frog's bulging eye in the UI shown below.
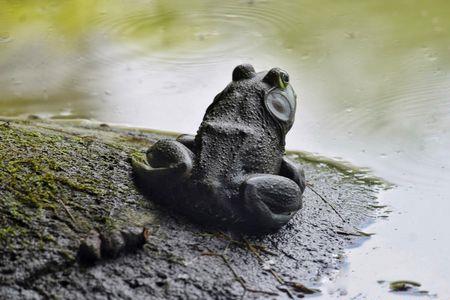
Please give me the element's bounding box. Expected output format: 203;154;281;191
281;73;289;83
265;91;292;122
264;85;297;135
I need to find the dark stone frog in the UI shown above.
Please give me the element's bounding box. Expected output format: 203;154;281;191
132;64;305;232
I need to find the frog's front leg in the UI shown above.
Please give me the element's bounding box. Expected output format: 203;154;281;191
280;156;306;193
176;134;196;153
241;174;303;231
131;139;194;188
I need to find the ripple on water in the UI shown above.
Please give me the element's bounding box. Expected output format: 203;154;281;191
87;1;301;67
91;10;177;38
327;49;450;132
0;33;12;44
319;52;450;188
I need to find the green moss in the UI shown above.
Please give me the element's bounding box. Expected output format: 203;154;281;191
0;125;103;211
117;135;153;146
54;175;104;196
59;248;76;262
0;118;162;263
0;227;16;240
94;215;117;230
287;150;391;188
0;122;132;254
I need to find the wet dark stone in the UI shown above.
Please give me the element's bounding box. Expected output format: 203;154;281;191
0;118;384;300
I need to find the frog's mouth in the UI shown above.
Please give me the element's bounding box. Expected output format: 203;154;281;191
264;84;297;138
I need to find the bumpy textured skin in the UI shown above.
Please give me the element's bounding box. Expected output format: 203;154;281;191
132;64;306;232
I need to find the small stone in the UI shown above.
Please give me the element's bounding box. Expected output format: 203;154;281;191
100;230;125;258
78;230;102;263
289;282;320;294
27;115;41;120
156;271;167;279
121;227;150;251
176;274;190;281
389;280;421;292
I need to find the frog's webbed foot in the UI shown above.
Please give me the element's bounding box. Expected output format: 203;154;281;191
131;139;194;189
241;174;302;232
280;156;306;193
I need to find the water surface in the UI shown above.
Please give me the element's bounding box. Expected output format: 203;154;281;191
1;0;449;298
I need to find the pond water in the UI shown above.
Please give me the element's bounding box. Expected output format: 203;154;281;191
1;0;449;298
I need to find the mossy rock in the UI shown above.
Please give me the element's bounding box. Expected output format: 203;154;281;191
0;118;386;299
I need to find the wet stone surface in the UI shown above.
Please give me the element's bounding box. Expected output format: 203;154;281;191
0;118;384;299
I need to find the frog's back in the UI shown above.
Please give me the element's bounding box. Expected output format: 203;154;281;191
191;77;284;187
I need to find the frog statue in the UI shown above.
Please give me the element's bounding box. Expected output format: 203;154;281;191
132;64;306;233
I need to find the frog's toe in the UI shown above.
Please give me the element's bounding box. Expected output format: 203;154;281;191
241;174;302;231
132;157;189;186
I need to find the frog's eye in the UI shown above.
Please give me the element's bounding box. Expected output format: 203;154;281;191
264;85;297;135
265;91;292;122
232;64;256;81
278;72;289;89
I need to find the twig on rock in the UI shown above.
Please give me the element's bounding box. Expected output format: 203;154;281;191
57;198;77;225
244;239;284;284
306;183;346;223
201;249;278;296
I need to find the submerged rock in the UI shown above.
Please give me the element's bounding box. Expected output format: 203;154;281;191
0;118;386;299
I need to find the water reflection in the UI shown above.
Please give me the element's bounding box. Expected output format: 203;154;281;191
1;0;450;298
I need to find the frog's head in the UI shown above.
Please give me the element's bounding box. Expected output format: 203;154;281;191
232;64;297;136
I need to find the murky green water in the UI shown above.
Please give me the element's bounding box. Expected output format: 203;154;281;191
1;0;450;298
